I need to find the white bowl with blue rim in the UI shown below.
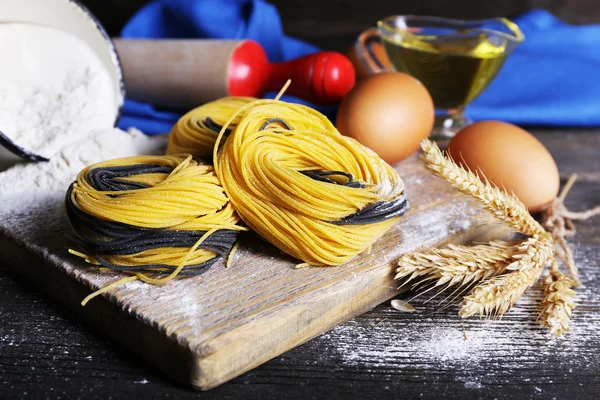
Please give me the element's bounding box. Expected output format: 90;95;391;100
0;0;124;167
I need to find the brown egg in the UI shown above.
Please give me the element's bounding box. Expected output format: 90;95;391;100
448;121;559;213
336;72;434;164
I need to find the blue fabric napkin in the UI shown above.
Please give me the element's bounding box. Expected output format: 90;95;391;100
118;2;600;134
470;9;600;126
118;0;319;134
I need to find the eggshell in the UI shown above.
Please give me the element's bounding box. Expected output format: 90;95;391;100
336;72;434;164
448;121;559;213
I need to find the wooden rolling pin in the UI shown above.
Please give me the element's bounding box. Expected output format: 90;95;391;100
113;39;356;108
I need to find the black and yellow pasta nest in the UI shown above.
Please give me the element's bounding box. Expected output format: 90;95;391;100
212;99;409;266
167;96;256;157
65;155;246;285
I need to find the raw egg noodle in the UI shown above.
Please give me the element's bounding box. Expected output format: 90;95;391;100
213;99;409;266
167;97;256;157
66;155;245;288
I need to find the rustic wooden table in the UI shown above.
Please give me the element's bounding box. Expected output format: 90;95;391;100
2;1;600;398
1;130;598;399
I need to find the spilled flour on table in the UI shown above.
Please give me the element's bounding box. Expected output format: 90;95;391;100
321;289;599;374
326;323;493;366
0;128;167;308
0;129;166;245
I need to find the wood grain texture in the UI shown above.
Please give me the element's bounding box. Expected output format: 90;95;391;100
3;1;600;396
0;153;509;390
78;0;600;38
275;0;600;51
1;209;599;400
2;130;598;399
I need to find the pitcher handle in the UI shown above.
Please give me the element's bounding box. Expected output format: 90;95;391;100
354;28;389;75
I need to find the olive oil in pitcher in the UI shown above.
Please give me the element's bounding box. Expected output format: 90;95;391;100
382;34;508;109
355;16;524;137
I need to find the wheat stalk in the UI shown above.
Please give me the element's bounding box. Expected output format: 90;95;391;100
420;139;544;237
459;234;554;318
393;139;576;335
396;241;516;291
539;266;576;337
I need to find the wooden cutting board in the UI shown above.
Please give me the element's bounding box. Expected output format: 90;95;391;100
0;152;508;390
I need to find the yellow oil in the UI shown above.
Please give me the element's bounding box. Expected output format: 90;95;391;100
382;34;508;109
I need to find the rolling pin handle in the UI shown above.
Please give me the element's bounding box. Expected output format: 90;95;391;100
227;40;270;99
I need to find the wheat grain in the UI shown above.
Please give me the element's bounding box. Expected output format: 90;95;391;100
459;235;553;318
459;266;542;318
420;139;544;237
396;139;575;334
506;234;554;271
391;299;417;312
540;268;576;337
396;241;516;291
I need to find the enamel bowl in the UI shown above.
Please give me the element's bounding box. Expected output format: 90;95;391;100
0;0;124;168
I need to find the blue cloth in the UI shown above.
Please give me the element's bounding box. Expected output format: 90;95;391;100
118;3;600;134
119;0;318;134
469;9;600;126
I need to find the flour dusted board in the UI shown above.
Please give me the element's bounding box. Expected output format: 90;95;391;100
0;151;506;390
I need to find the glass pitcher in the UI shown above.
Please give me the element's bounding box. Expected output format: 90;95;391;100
355;16;524;138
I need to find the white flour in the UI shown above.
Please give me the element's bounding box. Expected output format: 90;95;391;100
321;290;598;376
0;129;165;225
0;23;118;159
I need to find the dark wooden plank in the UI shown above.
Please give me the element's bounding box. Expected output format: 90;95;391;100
2;230;599;399
5;0;600;396
532;129;600;182
79;0;600;38
2;130;600;398
1;150;509;390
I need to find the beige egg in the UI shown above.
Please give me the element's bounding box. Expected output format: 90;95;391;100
336;72;434;164
448;121;559;213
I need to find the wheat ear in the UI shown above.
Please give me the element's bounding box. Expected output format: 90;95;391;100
539;263;576;337
396;241;516;291
459;234;554;318
420;139;544;237
505;235;554;271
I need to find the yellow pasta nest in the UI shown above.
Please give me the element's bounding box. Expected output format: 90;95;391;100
167;96;256;157
213;99;409;266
